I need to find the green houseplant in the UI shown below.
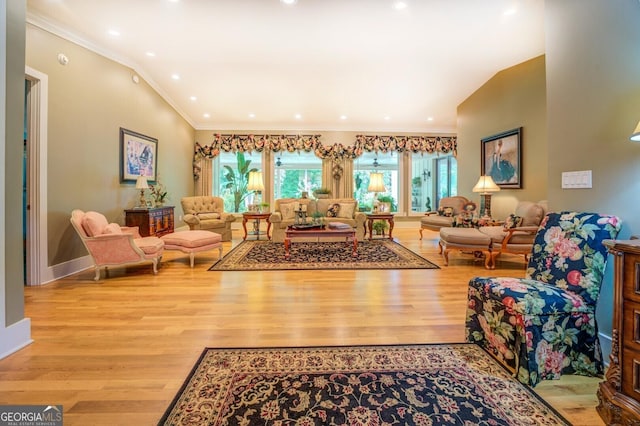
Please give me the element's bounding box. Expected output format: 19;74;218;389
222;152;258;212
313;187;331;198
372;220;388;235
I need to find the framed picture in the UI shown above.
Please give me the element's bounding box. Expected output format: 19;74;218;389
481;127;522;189
120;128;158;183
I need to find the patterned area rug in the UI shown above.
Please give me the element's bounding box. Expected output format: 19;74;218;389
159;344;569;425
209;240;439;271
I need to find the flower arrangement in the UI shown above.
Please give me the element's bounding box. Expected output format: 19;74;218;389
149;180;168;205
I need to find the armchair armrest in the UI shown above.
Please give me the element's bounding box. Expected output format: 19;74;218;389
183;213;200;226
221;212;236;223
120;226;141;239
354;212;366;225
501;226;539;249
85;233;145;264
269;212;283;223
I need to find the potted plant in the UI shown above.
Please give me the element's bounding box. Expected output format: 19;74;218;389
313;187;331;199
372;220;388;235
376;195;397;212
222;152;258;212
149;180;168;207
259;202;270;213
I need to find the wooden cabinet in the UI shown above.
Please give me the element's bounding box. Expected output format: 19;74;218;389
597;239;640;424
124;206;174;237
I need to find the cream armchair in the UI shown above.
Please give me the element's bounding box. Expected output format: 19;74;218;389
180;196;236;241
70;209;164;281
419;196;470;238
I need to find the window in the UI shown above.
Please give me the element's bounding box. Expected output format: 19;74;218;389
353;152;399;212
213;151;263;213
273;151;322;199
435;156;457;208
410;154;434;213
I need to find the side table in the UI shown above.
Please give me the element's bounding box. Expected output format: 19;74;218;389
242;212;271;240
365;213;394;240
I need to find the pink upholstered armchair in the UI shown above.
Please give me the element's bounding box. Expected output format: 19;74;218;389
70;209;164;281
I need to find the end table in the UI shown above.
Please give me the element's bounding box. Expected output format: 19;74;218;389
365;213;394;240
242;212;271;240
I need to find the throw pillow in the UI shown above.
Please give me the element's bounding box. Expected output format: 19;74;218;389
82;211;109;237
337;203;356;219
504;214;524;230
438;206;454;217
280;202;297;220
197;212;221;220
103;223;122;235
327;203;341;218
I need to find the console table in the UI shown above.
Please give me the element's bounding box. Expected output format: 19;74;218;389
597;239;640;424
124;206;174;237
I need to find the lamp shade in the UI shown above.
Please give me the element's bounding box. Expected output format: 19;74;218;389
630;121;640;141
472;175;500;194
367;172;386;193
247;171;265;192
135;176;149;189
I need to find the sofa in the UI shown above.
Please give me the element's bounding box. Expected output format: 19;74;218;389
180;196;236;241
419;196;470;238
269;197;366;243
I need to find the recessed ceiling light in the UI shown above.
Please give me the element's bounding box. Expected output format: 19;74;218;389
203;113;210;118
503;8;517;16
171;74;180;80
340;115;348;120
190;96;197;101
384;116;391;121
427;117;434;121
146;51;156;57
248;113;256;118
107;29;120;36
393;1;408;10
281;0;298;5
294;113;302;119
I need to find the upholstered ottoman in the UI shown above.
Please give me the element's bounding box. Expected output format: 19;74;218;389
161;230;223;268
439;227;493;269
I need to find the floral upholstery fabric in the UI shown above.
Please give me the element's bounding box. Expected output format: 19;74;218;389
466;211;621;386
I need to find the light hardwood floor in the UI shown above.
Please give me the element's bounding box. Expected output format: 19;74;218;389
0;227;604;425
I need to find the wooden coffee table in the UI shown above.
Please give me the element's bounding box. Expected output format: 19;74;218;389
284;226;357;259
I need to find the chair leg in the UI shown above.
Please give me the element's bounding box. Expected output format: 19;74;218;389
94;266;101;281
419;228;423;240
152;259;159;274
218;247;223;258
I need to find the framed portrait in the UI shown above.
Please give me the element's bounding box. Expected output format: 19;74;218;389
119;128;158;183
481;127;522;189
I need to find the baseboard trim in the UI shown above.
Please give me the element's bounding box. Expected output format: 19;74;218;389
0;318;33;360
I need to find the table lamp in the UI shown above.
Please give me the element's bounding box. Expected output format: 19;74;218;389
135;176;149;208
368;172;386;212
472;175;500;218
247;171;265;209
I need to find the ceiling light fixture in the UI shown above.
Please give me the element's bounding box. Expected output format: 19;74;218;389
294;113;302;119
340;115;347;120
427;117;434;121
145;51;156;57
171;74;180;80
280;0;298;5
384;116;391;121
190;96;197;101
203;113;210;118
248;113;256;118
393;1;408;10
107;29;120;36
503;8;517;16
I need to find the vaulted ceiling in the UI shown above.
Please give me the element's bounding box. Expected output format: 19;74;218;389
26;0;545;133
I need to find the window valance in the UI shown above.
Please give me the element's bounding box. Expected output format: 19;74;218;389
194;133;457;177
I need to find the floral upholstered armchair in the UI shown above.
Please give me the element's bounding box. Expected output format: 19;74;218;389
466;211;621;386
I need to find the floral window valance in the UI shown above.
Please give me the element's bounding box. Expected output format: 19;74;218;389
194;133;457;177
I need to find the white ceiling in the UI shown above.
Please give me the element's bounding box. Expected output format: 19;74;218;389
26;0;545;133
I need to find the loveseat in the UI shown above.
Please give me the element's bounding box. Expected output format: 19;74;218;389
269;198;366;243
180;196;236;241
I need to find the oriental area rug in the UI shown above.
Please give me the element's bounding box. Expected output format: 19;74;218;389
159;344;569;425
208;240;439;271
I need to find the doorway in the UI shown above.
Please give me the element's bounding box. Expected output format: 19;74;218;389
24;67;48;286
